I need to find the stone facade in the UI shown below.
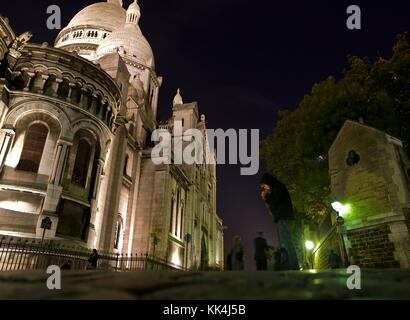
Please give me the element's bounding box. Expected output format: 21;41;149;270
324;120;410;269
0;0;223;271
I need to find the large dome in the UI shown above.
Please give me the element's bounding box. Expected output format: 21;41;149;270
96;23;155;68
54;1;126;59
66;1;126;31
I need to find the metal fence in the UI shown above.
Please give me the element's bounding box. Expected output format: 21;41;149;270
0;235;185;272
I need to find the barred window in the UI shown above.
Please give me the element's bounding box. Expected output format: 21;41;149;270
170;187;184;239
16;123;48;172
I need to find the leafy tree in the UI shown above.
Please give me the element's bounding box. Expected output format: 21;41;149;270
261;33;410;225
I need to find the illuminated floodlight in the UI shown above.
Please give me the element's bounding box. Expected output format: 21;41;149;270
305;240;315;250
331;201;351;216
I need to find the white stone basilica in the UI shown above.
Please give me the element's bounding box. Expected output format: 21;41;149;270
0;0;224;270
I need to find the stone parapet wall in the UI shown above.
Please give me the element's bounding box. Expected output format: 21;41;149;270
346;224;400;268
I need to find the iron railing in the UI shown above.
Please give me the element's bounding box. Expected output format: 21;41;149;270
0;235;185;272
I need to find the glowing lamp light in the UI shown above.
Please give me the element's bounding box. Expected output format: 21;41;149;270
331;201;351;216
305;240;315;250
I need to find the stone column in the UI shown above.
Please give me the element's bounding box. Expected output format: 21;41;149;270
123;151;142;255
65;82;75;102
50;78;62;97
0;130;14;172
90;94;99;115
87;158;105;248
80;89;91;109
66;83;76;103
50;140;71;186
37;140;71;240
23;72;35;92
98;122;127;253
105;106;112;124
31;72;48;94
98;100;107;120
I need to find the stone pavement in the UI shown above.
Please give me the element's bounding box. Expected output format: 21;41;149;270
0;269;410;300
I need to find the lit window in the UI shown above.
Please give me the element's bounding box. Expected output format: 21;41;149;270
16;123;48;172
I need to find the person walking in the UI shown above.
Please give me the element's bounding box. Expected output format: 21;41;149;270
328;250;342;269
254;232;268;270
260;173;299;270
61;259;72;270
229;236;244;271
87;249;99;270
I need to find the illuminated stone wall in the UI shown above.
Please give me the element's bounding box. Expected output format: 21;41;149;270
328;120;410;268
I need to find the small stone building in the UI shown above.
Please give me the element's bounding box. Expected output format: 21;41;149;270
313;120;410;269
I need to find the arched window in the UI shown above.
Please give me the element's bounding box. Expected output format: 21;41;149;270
123;154;129;176
114;214;123;250
17;123;48;172
72;139;91;187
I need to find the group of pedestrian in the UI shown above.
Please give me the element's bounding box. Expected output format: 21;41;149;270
60;249;99;271
226;231;295;271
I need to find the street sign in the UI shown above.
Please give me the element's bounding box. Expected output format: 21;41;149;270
336;216;345;226
40;217;52;244
41;217;52;230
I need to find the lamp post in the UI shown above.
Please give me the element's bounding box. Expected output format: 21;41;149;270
304;240;315;269
331;201;350;267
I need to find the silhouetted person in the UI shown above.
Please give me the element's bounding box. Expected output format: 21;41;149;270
260;173;299;270
254;231;268;270
328;250;342;269
61;260;72;270
88;249;99;270
229;236;244;270
273;248;282;271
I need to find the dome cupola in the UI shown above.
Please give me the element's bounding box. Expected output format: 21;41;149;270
54;0;126;60
96;0;155;70
126;0;141;25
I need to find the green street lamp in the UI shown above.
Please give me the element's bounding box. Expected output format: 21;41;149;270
331;201;351;216
305;240;315;251
304;240;315;270
331;200;350;267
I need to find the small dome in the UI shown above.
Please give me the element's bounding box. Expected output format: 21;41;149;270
96;9;155;68
66;2;126;31
173;88;183;106
128;0;140;11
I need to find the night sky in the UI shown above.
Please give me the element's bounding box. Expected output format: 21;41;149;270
1;0;409;270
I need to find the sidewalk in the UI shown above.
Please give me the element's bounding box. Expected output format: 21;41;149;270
0;269;410;300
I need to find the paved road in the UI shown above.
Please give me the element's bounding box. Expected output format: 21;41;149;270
0;269;409;300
